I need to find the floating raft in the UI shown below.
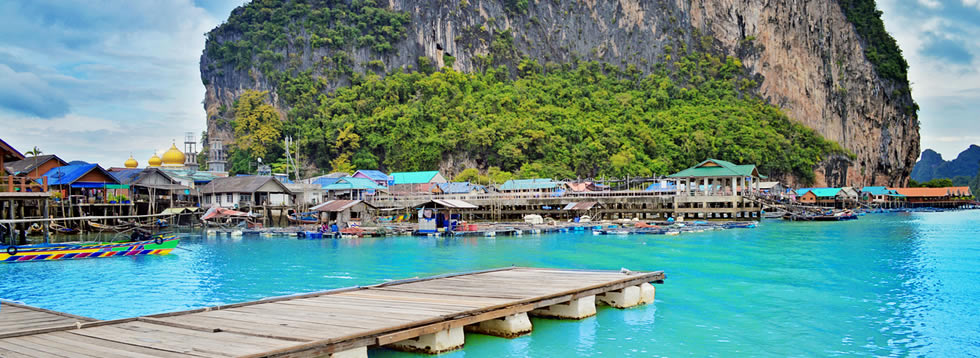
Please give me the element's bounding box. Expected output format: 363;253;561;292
0;267;665;357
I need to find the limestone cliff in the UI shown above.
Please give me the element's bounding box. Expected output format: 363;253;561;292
201;0;918;186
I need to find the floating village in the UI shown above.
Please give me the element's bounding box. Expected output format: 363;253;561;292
0;135;977;357
1;134;976;246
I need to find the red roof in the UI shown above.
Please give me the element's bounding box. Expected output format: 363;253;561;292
890;187;972;198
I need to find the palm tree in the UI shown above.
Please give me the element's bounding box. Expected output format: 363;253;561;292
24;146;42;176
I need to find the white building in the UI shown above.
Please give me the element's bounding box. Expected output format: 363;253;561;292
199;176;293;209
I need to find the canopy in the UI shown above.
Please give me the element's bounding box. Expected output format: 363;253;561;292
200;206;255;221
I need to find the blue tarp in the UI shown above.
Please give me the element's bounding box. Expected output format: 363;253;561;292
71;182;108;188
40;163;119;187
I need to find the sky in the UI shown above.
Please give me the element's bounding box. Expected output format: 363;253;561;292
0;0;977;168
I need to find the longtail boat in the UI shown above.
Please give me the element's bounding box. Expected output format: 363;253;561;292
87;221;126;232
49;223;78;235
287;213;318;225
0;235;179;263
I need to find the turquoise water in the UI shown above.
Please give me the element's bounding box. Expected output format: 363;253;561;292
2;211;979;356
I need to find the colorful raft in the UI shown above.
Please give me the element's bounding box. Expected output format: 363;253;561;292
0;235;179;263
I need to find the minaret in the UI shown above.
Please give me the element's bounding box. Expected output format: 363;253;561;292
207;138;227;172
184;132;199;171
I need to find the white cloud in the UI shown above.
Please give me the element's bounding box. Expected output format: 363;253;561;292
919;0;942;9
0;1;221;168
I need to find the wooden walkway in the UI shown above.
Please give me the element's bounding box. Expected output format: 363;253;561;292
0;301;94;338
0;267;664;357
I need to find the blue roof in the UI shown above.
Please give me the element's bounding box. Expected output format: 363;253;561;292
391;171;441;184
802;188;842;197
645;183;677;192
312;177;341;187
110;169;143;184
323;177;386;191
436;182;485;194
499;179;558;191
41;164;117;186
354;170;389;181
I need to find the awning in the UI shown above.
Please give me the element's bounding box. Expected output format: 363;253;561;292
200;206;255;221
433;199;478;209
104;184;130;189
563;202;597;211
71;182;111;188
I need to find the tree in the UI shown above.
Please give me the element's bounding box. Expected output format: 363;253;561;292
24;147;42;176
232;90;283;160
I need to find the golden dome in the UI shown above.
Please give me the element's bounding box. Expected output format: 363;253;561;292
148;153;162;167
161;143;186;167
124;155;139;168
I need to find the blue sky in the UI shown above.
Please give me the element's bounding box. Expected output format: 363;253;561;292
0;0;976;167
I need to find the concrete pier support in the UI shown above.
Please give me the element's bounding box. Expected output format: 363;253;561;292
323;346;367;358
639;282;656;304
529;295;596;319
597;286;641;308
466;313;533;338
388;327;464;354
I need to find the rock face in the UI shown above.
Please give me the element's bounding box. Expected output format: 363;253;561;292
201;0;919;186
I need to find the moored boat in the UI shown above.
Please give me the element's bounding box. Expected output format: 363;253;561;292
287;213;318;225
49;223;78;235
0;235;179;263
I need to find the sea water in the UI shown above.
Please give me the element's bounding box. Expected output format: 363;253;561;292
1;211;978;356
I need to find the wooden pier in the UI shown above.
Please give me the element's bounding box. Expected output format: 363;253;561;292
0;267;664;357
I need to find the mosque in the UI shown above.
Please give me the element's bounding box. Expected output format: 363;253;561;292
123;133;202;171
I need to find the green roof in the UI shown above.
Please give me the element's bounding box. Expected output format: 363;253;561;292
807;188;843;197
323;177;385;191
667;159;759;178
390;171;441;184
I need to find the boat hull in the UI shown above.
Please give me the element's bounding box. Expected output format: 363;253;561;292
0;236;179;263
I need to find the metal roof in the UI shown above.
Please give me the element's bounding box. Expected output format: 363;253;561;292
353;170;389;181
310;200;373;212
801;188;842;197
198;176;291;194
4;155;66;175
323;177;386;191
391;171;441;184
667;159;760;178
498;179;558;191
891;186;972;198
416;199;479;209
563;202;598;211
435;182;485;194
0;137;24;162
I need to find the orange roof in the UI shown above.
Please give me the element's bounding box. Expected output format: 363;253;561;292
889;187;972;198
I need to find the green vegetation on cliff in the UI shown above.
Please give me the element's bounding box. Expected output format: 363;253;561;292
205;0;410;71
837;0;910;85
233;51;850;183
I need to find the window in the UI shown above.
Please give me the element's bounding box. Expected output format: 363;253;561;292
240;194;250;204
204;195;211;204
226;193;234;203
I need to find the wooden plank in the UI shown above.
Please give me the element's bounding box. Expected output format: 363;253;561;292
2;337;88;358
12;335;111;358
69;325;229;357
56;331;198;358
0;267;666;358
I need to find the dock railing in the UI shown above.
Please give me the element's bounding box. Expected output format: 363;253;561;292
0;176;47;193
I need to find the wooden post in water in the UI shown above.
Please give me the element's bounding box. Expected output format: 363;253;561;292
42;199;50;244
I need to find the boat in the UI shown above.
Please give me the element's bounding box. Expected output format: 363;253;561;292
27;223;45;236
287;212;318;225
49;223;78;235
0;234;180;263
87;221;126;232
